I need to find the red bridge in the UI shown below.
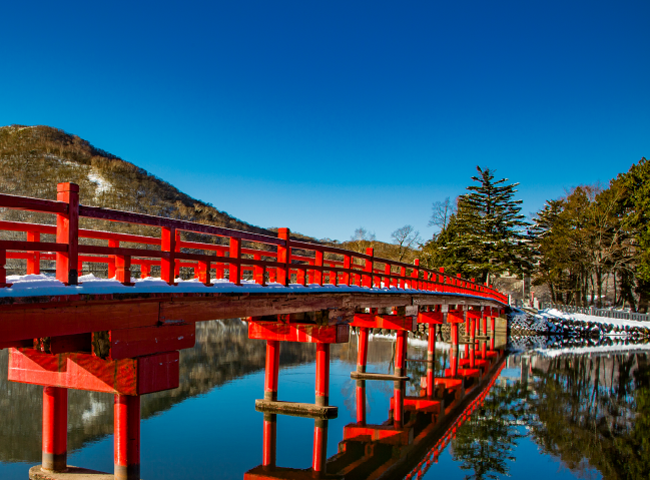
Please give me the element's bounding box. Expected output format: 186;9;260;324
0;183;507;480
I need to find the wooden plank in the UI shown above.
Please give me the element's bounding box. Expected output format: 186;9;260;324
8;348;178;395
350;372;409;381
248;322;349;344
254;399;338;419
0;193;68;214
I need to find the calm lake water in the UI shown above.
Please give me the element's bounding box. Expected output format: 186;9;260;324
0;320;647;479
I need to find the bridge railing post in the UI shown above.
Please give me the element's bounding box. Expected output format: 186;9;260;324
160;226;176;284
412;259;420;290
174;230;182;278
26;230;41;275
254;253;264;285
342;254;351;286
363;248;373;288
229;236;242;285
56;182;79;285
277;228;291;286
314;250;323;285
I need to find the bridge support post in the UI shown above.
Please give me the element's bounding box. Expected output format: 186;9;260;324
262;413;277;469
114;395;140;480
395;330;407;377
357;327;369;373
426;326;436;397
315;343;330;406
450;323;459;377
265;340;280;401
42;386;68;473
482;311;488;337
312;419;329;477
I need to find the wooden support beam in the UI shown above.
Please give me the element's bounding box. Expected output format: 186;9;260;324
8;348;179;395
248;322;349;344
350;313;415;331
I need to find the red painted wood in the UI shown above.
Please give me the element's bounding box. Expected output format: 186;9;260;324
0;187;510;303
314;250;323;285
106;324;195;360
264;340;280;401
248;322;349;344
351;313;415;331
262;415;277;467
315;343;330;406
160;226;175;284
0;192;68;214
8;349;179;395
356;382;366;424
26;231;41;275
42;386;68;472
357;327;369;373
312;420;327;474
343;425;410;444
229;236;241;285
114;394;140;480
0;302;160;343
417;311;444;324
56;183;79;286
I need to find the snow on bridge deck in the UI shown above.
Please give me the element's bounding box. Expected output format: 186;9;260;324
0;273;504;301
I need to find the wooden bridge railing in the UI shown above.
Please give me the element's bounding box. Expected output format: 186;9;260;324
0;183;507;303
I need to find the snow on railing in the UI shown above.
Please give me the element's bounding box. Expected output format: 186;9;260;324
0;183;507;303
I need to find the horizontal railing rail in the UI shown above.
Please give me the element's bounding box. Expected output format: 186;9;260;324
0;183;507;303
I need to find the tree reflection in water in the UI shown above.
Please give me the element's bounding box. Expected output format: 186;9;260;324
451;351;650;480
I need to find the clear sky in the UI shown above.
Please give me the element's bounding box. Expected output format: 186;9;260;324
1;1;648;243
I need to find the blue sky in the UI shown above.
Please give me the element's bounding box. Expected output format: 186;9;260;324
1;1;648;242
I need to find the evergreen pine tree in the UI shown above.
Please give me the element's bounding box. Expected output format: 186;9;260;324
450;166;532;284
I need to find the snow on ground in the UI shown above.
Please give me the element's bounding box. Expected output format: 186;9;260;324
0;273;495;300
536;308;648;330
88;171;112;194
534;342;650;358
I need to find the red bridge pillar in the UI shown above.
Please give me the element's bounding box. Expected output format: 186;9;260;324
114;395;140;480
395;330;407;378
42;386;67;473
265;340;280;401
357;327;369;373
315;343;330;406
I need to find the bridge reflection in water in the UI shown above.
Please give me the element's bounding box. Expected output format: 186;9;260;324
245;326;505;480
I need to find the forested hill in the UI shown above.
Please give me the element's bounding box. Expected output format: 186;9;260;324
0;125;272;235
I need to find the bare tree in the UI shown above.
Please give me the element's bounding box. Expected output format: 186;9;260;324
350;227;376;253
391;225;420;261
428;197;456;230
